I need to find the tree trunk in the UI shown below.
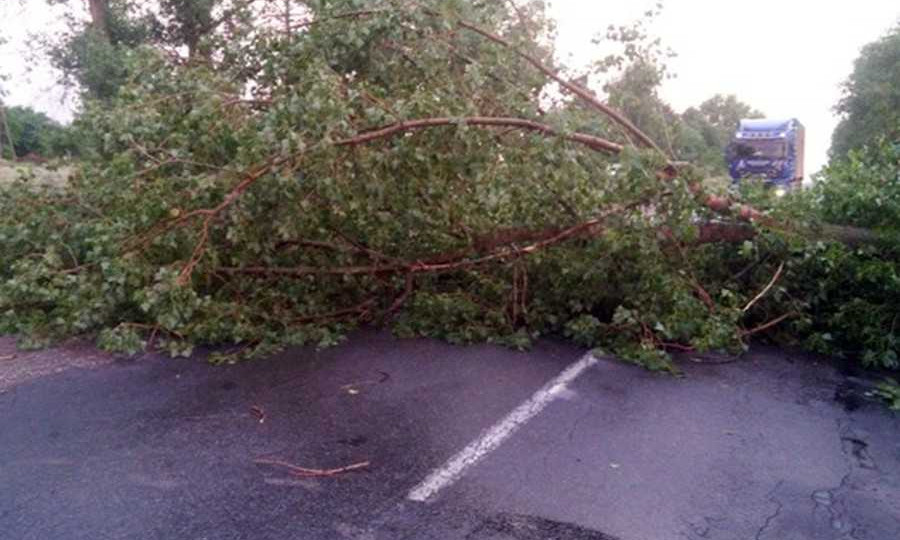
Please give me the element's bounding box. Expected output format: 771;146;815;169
187;35;200;61
0;102;16;160
88;0;109;41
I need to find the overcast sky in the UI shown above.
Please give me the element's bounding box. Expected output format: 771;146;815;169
2;0;898;175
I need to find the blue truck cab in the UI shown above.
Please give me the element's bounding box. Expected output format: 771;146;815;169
727;118;805;189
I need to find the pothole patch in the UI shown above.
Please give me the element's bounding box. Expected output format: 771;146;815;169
841;437;877;470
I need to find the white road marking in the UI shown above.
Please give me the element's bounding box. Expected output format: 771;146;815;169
407;352;598;503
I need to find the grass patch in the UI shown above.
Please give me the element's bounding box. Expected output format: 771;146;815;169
0;159;71;187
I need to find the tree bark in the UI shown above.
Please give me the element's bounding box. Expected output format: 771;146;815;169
88;0;109;41
0;102;16;160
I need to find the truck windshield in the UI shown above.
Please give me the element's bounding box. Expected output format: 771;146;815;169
736;139;787;159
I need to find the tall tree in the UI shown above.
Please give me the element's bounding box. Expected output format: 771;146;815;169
603;66;763;174
159;0;217;60
682;94;763;152
831;23;900;159
604;59;676;149
45;0;259;99
44;0;158;100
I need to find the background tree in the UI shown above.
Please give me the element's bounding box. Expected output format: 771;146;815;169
587;11;762;176
43;0;257;100
682;95;763;157
604;60;678;150
830;23;900;159
44;0;160;100
603;66;763;176
679;94;764;176
160;0;218;60
1;106;71;159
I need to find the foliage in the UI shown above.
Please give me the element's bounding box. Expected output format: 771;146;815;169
816;138;900;233
43;0;255;100
43;0;159;100
831;23;900;159
786;139;900;369
1;0;896;374
1;106;73;159
804;24;900;371
871;377;900;411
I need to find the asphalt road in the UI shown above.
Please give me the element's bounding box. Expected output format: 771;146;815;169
1;330;898;539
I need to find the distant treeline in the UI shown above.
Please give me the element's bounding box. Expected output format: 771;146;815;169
1;106;78;160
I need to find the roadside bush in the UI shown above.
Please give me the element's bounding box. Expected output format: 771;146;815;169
816;138;900;233
793;139;900;368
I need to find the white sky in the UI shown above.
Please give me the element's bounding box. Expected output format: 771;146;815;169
2;0;899;175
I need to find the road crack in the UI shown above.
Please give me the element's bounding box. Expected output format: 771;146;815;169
809;417;868;538
755;481;784;540
566;402;595;444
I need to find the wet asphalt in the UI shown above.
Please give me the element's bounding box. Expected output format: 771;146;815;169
1;330;899;540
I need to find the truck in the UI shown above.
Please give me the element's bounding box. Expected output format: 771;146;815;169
727;118;805;192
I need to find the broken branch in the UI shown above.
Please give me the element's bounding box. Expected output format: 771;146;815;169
743;262;785;313
741;312;797;337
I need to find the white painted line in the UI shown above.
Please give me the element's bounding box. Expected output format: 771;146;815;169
407;352;598;503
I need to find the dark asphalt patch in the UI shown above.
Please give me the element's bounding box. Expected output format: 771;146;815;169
466;513;621;540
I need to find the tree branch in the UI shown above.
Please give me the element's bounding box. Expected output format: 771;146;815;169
741;312;797;337
743;262;785;313
335;116;622;154
218;202;636;279
448;15;664;155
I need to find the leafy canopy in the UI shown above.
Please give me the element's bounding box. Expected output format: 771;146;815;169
831;23;900;159
0;0;895;372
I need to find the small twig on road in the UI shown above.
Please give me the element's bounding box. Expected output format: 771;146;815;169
250;405;266;423
254;458;370;477
0;354;17;361
340;370;391;392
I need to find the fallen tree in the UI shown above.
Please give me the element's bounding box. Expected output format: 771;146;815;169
1;0;896;370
